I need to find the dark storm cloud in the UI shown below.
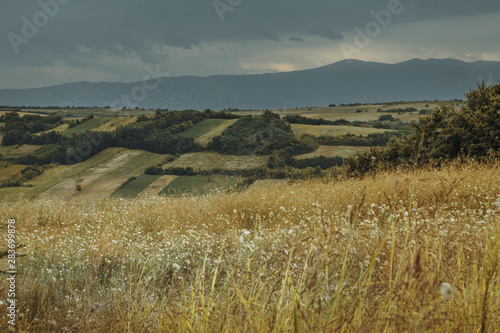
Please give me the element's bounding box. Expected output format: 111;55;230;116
309;27;343;41
2;0;498;63
0;0;499;88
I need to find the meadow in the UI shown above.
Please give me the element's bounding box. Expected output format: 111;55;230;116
0;160;499;332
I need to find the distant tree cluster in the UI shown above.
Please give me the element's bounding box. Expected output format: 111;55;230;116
68;114;94;128
283;114;351;126
0;112;63;146
377;107;417;113
208;111;317;155
316;132;404;147
345;81;500;176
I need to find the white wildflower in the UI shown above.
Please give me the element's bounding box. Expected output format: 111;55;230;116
440;282;454;300
172;263;180;270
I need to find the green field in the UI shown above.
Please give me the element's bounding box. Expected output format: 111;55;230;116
159;175;243;196
181;119;229;139
61;117;111;136
114;174;162;198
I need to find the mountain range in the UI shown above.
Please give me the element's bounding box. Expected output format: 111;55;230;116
1;58;498;110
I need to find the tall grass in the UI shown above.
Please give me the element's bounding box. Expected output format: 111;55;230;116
1;160;499;332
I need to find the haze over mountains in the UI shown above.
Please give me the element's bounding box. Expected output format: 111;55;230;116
1;58;498;110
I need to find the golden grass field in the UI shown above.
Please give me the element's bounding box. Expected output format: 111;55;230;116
1;160;499;332
291;124;391;137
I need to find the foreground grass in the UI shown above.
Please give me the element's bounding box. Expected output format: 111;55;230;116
0;161;499;332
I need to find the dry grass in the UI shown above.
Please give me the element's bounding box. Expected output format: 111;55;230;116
0;160;499;332
291;124;391;137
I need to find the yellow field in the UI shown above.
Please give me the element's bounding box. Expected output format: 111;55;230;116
1;161;498;331
162;152;268;170
291;124;391;137
295;145;371;159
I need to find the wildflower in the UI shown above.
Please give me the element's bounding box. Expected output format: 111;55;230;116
280;206;287;213
440;282;454;300
172;263;180;270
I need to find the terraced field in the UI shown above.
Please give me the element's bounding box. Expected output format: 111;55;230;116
162;152;268;171
291;124;392;137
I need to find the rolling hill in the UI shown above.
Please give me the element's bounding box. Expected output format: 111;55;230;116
0;58;498;110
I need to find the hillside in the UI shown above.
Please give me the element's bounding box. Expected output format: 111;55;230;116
0;58;498;110
1;161;499;331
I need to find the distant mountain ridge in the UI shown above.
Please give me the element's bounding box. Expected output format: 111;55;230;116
1;58;498;110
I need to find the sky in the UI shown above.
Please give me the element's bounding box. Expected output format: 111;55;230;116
1;0;499;89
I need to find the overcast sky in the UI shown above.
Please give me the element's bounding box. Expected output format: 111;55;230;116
1;0;499;89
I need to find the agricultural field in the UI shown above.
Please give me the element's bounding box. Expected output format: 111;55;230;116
0;144;42;159
60;117;112;136
1;161;498;331
0;148;165;201
159;175;243;196
295;145;372;159
92;116;137;132
0;110;46;117
137;175;178;198
0;164;26;182
181;119;229;139
194;119;238;147
114;174;163;198
38;123;70;133
162;152;268;171
291;124;392;137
